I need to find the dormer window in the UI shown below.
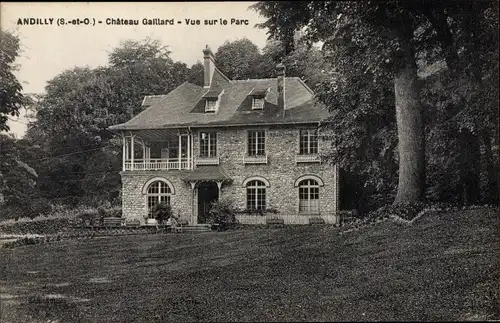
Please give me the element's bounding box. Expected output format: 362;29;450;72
202;87;223;113
249;85;269;110
205;99;218;113
252;97;265;110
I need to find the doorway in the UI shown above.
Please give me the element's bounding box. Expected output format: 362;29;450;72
197;182;219;224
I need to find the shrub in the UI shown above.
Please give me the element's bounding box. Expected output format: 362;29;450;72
152;202;172;224
208;197;237;229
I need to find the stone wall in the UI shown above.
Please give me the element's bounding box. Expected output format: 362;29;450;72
121;171;193;224
121;125;339;225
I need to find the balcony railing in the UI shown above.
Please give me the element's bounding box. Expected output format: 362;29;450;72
124;158;191;171
195;156;220;166
295;154;321;163
243;155;268;164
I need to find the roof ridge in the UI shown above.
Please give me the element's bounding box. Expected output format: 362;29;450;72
231;78;275;83
231;76;307;83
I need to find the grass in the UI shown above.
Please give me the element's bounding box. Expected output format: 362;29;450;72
1;208;499;322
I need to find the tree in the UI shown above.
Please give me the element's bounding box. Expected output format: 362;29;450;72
258;35;331;89
421;2;499;204
251;1;498;205
29;38;191;206
188;61;205;86
214;38;263;80
0;134;41;219
0;30;25;132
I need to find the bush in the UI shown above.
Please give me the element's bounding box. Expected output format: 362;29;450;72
208;197;237;230
152;202;172;224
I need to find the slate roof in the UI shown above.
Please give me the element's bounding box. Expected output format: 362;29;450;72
182;166;232;182
109;68;328;131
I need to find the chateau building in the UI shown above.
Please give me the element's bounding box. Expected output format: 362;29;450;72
109;46;339;225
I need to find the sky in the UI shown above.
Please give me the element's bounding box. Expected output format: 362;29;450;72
1;2;270;138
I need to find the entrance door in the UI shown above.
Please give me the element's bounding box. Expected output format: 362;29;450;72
197;182;219;224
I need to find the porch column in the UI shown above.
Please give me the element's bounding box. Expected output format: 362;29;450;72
130;133;135;171
190;181;197;224
121;133;126;171
216;181;223;197
187;132;191;170
178;132;182;170
141;140;146;169
190;132;194;170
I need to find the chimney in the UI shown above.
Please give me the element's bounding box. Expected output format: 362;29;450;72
276;63;286;112
203;45;215;88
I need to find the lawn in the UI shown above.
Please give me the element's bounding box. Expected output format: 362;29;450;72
1;208;499;322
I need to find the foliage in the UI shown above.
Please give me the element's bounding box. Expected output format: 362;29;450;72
208;197;237;227
25;38;193;207
0;134;40;219
187;61;205;86
0;30;26;132
257;35;331;89
152;202;172;224
252;1;499;207
214;38;262;80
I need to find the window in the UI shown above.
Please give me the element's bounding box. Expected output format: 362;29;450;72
200;132;217;157
146;181;172;218
252;97;265;110
246;180;266;211
299;129;318;155
298;179;320;213
248;130;265;156
205;99;218;112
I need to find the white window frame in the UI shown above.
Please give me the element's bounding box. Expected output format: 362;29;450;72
298;179;320;214
299;129;319;155
205;99;218;113
252;97;265;110
247;130;266;156
246;180;267;211
144;180;173;219
199;131;217;157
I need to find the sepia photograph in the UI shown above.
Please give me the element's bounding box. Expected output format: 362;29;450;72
0;1;499;322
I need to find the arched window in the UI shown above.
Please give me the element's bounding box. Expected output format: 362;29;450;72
146;181;172;218
298;179;320;213
246;180;267;211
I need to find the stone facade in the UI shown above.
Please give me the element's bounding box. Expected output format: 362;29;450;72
120;124;339;225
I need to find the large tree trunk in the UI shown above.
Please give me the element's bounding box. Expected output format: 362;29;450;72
458;129;481;205
481;131;498;204
393;42;425;205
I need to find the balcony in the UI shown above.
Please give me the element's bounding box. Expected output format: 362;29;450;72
124;158;191;171
195;156;220;166
295;154;321;164
243;155;268;164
